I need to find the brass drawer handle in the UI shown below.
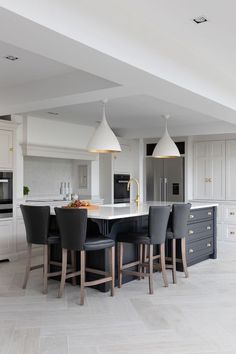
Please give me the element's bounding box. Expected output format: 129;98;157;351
229;212;235;216
207;242;211;247
189;230;194;235
189;214;194;219
189;248;194;254
207;226;211;230
230;231;235;235
207;212;212;216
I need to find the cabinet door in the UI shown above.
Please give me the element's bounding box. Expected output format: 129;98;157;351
0;130;13;169
194;141;225;200
0;220;14;257
16;218;27;252
208;141;225;200
226;140;236;200
193;142;209;199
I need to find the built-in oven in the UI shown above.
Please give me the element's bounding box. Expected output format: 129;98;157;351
114;174;130;204
0;172;13;218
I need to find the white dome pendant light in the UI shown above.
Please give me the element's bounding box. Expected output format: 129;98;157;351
152;115;180;158
87;100;121;153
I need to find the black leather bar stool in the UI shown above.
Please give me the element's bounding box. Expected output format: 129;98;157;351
117;206;170;294
55;207;115;305
166;203;191;283
20;205;71;294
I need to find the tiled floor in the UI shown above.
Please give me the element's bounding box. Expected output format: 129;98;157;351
0;242;236;354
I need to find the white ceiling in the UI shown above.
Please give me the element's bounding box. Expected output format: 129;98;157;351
28;95;236;138
0;2;236;138
0;40;74;88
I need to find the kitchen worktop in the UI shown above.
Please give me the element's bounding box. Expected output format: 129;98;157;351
22;201;218;220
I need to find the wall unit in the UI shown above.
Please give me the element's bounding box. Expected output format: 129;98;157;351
193;141;225;200
226;140;236;200
0;129;13;169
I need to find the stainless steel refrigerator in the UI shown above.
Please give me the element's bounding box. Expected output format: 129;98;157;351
146;157;184;202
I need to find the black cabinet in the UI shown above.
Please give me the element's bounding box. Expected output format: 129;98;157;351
179;207;216;267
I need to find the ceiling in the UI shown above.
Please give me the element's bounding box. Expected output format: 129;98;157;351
0;2;236;138
29;95;236;138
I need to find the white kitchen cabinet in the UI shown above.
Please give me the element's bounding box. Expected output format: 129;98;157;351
0;129;13;169
16;218;27;252
226;140;236;200
0;219;14;259
193;141;225;200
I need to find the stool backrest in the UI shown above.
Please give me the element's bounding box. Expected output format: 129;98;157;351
172;203;191;239
20;205;50;245
148;206;171;245
55;207;87;250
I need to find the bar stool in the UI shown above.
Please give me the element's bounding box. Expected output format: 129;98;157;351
117;206;170;294
55;207;115;305
166;203;191;283
20;205;72;294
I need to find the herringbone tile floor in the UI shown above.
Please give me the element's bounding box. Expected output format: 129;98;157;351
0;242;236;354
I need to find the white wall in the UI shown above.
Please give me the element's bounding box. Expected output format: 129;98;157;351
25;116;95;149
24;156;73;198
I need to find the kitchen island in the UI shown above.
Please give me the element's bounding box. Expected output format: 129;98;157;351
47;202;218;291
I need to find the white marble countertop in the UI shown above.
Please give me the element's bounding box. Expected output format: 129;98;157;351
85;202;218;220
22;201;218;220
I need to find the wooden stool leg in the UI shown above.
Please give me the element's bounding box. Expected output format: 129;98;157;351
58;248;68;298
148;244;154;294
181;238;189;278
138;244;143;280
172;239;177;284
22;243;32;289
160;243;168;287
118;242;123;288
80;250;85;305
43;244;49;294
71;250;77;286
109;246;115;296
143;245;148;279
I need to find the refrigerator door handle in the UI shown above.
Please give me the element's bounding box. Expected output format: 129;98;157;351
160;178;162;201
164;177;168;202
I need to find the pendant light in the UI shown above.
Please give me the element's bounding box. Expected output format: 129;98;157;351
152;115;180;158
87;100;121;153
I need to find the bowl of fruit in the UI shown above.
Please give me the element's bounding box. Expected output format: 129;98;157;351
65;200;98;210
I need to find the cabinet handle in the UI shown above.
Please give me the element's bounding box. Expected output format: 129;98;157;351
207;212;212;216
230;231;235;235
189;248;194;254
9;147;13;152
207;242;211;247
207;226;211;230
230;212;235;216
189;214;194;219
205;178;209;182
189;230;194;235
208;178;212;182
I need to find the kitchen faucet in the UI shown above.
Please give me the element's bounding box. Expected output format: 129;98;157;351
127;178;140;206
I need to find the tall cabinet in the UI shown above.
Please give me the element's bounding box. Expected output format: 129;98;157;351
193;141;225;200
226;140;236;200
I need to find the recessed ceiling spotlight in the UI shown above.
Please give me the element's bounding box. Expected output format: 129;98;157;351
47;112;59;115
4;55;19;61
193;16;208;24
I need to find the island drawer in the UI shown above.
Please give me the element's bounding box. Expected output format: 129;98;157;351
187;220;213;241
188;208;213;223
187;236;213;261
